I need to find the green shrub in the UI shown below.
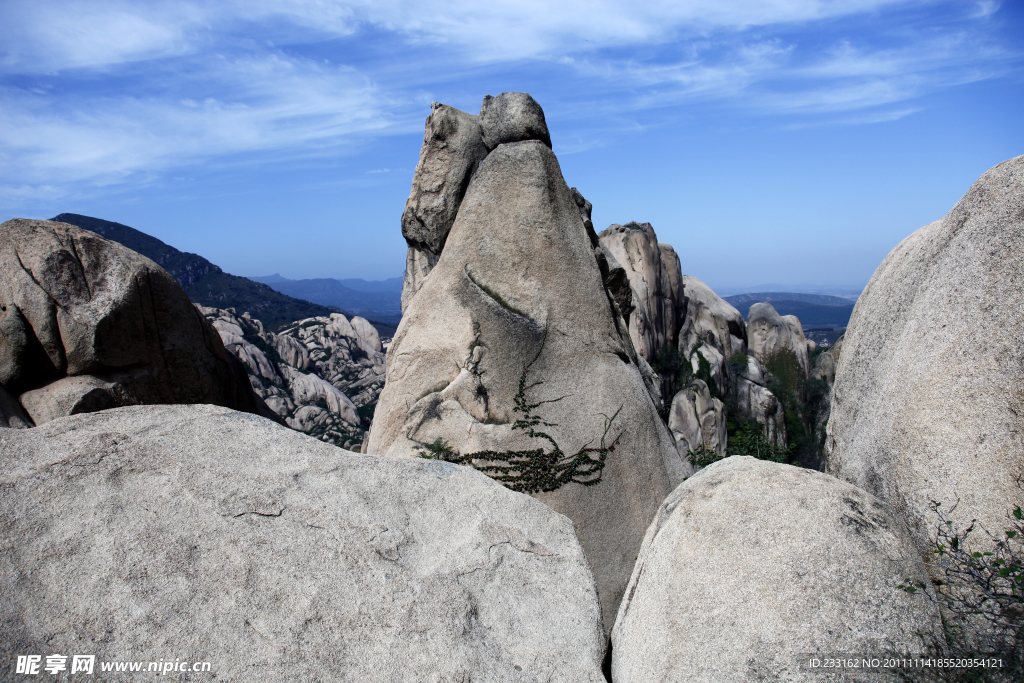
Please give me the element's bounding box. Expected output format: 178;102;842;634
897;482;1024;682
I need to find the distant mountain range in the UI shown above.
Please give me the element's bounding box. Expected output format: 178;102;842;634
249;274;402;326
53;214;343;331
723;291;856;329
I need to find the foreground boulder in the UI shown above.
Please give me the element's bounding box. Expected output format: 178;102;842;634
826;155;1024;551
612;456;942;683
0;405;606;682
0;219;260;425
370;104;686;630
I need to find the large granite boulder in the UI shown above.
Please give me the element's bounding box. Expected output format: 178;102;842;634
0;404;606;682
400;103;489;311
747;301;810;377
599;222;677;361
369;136;686;630
0;219;260;426
826;155;1024;552
811;334;844;384
612;456;942;683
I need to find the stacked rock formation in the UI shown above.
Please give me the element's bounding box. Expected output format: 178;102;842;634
1;404;606;682
826;154;1024;553
0;218;262;426
372;92;687;630
201;306;387;450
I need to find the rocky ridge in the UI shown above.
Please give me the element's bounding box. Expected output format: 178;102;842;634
201;306;387;451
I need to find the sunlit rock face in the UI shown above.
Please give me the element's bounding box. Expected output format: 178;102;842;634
826;154;1024;554
0;404;606;683
612;456;942;683
201;306;386;451
370;94;687;631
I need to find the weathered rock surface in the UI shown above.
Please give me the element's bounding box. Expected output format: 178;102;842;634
0;404;606;682
0;218;260;425
369;138;686;630
748;301;810;377
667;378;726;458
612;456;942;683
599;222;678;361
479;92;552;151
826;155;1024;552
400;103;489;311
678;275;746;359
201;307;386;450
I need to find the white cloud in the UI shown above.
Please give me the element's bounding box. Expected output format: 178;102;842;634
0;53;396;187
0;0;1018;204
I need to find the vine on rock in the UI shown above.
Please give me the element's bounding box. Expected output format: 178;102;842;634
417;340;622;494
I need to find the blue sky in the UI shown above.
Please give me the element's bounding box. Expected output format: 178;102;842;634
1;0;1021;293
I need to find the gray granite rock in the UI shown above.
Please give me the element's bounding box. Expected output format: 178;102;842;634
369;139;687;631
826;154;1024;553
0;384;31;428
599;222;678;362
201;307;385;451
748;301;810;377
0;404;605;682
401;103;489;311
479;92;552;151
0;219;259;423
612;456;942;683
668;378;726;459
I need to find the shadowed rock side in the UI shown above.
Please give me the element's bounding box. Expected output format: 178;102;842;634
599;222;678;361
201;306;386;450
368;138;687;631
401;103;490;312
0;404;606;682
612;456;942;683
0;219;262;426
826;154;1024;553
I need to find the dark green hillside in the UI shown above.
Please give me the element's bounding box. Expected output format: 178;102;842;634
724;292;855;328
252;277;402;326
52;213;341;330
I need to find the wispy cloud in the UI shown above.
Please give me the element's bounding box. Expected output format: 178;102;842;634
0;53;397;186
0;0;1019;205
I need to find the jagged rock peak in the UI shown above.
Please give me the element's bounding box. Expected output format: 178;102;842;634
400;103;489;311
598;222;678;362
370;136;686;632
479;92;552;151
